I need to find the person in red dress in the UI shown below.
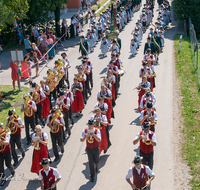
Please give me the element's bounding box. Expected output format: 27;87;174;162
21;60;29;79
10;58;20;90
71;77;84;117
90;108;108;154
31;125;49;174
106;69;116;101
40;80;50;119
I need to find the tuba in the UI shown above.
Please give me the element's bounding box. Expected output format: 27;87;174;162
0;128;11;153
23;94;33;117
56;59;65;82
8;112;19;134
45;68;59;92
50;110;62;133
31;84;40;105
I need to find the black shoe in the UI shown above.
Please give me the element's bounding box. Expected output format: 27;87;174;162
0;180;6;186
109;120;111;124
26;140;31;145
68;130;71;137
90;176;94;183
103;149;107;154
89;91;91;96
96;164;99;173
13;161;18;167
80;110;82;113
71;117;74;125
11;170;15;177
61;149;64;154
22;151;25;158
84;100;87;104
54;157;60;162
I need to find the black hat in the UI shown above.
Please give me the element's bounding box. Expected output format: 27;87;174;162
146;48;151;53
82;59;87;63
77;66;83;70
146;102;153;108
51;107;57;114
111;53;116;57
113;40;116;43
32;82;36;87
133;156;142;164
147;37;151;40
154;31;158;34
8;109;14;116
142;122;150;129
55;60;59;64
110;60;114;64
59;91;65;96
83;56;88;60
87;120;94;126
146;92;151;97
61;52;67;56
142;61;147;66
40;158;50;165
61;85;67;89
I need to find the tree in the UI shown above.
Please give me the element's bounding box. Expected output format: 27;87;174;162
0;0;29;29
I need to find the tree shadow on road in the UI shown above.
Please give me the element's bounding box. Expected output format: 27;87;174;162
26;179;40;190
78;179;97;190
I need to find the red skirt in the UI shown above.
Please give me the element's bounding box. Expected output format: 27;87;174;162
147;78;153;92
138;89;146;109
104;99;112;120
21;61;29;78
98;125;108;154
72;91;84;113
42;97;50;118
31;144;48;174
111;82;116;100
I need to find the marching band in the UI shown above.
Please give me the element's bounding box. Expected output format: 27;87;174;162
0;0;172;188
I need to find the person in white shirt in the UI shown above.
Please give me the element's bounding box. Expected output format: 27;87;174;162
125;156;155;190
39;158;61;190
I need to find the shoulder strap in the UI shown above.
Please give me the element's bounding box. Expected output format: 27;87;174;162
43;169;52;187
134;167;142;188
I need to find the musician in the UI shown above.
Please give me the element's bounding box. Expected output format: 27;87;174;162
56;90;71;138
61;85;74;126
47;108;65;162
125;156;155;190
116;30;121;51
83;56;93;89
97;84;113;124
140;102;157;132
141;91;156;103
40;80;50;118
0;123;15;186
81;59;91;99
94;97;108;115
61;52;71;89
142;48;156;64
30;83;46;126
39;158;61;190
133;122;156;170
21;93;37;145
71;77;84;118
5;110;25;166
31;125;49;174
147;58;156;90
143;37;156;55
107;61;119;99
139;91;156;112
79;35;89;57
136;76;151;109
54;61;65;94
152;31;162;61
107;69;116;101
80;120;101;182
109;40;119;56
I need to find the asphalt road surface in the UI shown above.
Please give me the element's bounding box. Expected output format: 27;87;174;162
2;1;176;189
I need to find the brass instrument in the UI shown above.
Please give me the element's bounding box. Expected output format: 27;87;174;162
56;98;63;112
50;110;62;133
87;128;95;143
34;135;41;150
142;133;151;145
147;111;156;125
151;71;156;77
107;76;113;83
75;73;84;81
0;128;11;153
23;95;33;117
144;69;151;77
31;84;40;105
45;68;58;92
8;112;19;134
56;59;65;82
94;117;102;130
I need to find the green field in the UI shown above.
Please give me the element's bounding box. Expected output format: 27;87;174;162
174;34;200;189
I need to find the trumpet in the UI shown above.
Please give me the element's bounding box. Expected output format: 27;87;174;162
147;111;156;125
34;135;41;150
87;129;95;143
142;133;151;145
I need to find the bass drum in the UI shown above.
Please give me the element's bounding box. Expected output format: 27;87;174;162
118;69;125;77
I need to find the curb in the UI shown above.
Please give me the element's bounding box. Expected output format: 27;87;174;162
95;0;111;14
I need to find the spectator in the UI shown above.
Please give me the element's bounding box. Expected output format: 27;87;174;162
10;58;20;90
41;35;49;61
24;35;32;53
56;21;61;38
47;35;54;59
32;42;43;59
16;23;24;46
33;26;39;44
37;32;43;55
62;19;67;41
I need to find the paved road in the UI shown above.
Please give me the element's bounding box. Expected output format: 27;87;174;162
2;1;177;189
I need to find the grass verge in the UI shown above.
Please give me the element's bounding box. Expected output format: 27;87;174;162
174;34;200;189
96;2;111;16
92;0;109;11
0;85;29;124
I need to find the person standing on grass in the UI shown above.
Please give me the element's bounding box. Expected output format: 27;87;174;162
24;35;32;53
10;58;20;90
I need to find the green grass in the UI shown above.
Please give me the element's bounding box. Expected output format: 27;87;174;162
0;85;29;124
92;0;109;11
174;34;200;189
96;2;111;16
3;41;25;52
